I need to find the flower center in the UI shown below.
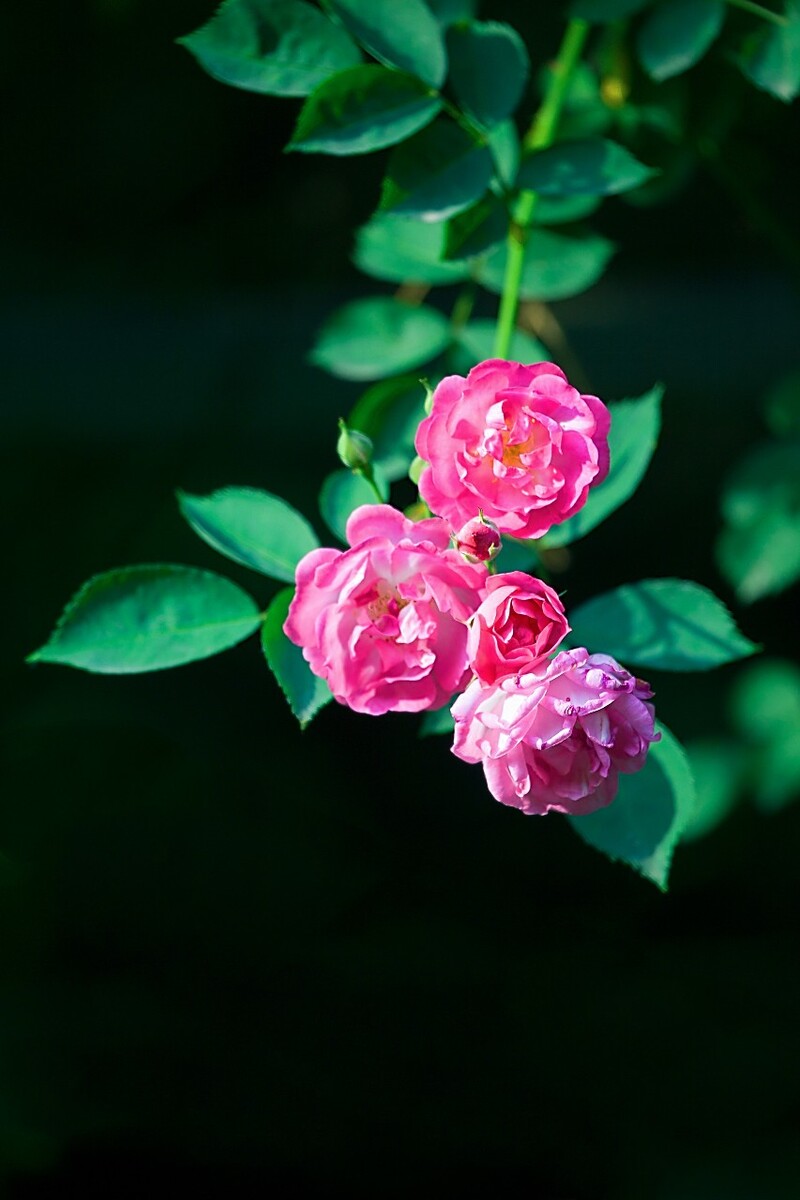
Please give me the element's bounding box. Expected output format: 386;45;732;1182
364;579;408;623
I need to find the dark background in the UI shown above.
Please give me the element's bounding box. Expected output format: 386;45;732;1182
2;1;799;1195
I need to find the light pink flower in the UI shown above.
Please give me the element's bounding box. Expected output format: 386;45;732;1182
284;505;487;716
467;570;569;685
452;648;659;815
415;359;610;539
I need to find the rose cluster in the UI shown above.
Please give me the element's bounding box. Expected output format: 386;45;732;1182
286;360;658;817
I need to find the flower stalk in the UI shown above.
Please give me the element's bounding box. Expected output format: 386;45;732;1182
493;18;590;359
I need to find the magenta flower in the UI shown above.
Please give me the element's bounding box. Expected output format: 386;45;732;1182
466;570;569;685
284;505;487;716
415;359;610;539
451;648;659;816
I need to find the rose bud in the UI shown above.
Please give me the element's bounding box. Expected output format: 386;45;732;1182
336;419;373;472
455;515;502;564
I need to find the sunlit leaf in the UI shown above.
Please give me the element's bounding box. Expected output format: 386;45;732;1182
354;212;475;283
488;119;520;187
682;739;746;841
261;587;332;727
477;228;615;302
570;723;695;890
177;0;361;96
310;297;451;380
419;706;456;736
446;20;530;127
738;0;800;102
28;566;261;673
535;193;602;225
381;119;494;221
636;0;726;82
730;658;800;812
517;137;656;196
443;195;508;260
716;440;800;603
569;579;759;671
348;376;427;480
178;487;319;582
450;319;549;376
325;0;447;87
288;65;441;155
319;468;389;542
427;0;477;24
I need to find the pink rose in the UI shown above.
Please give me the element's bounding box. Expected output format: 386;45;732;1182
452;648;659;815
284;504;487;716
467;570;569;685
415;359;610;539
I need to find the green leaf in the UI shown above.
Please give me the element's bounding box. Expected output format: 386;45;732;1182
310;297;451;381
494;536;540;574
477;228;615;302
541;384;663;548
177;0;361;96
427;0;477;24
569;722;695;890
739;0;800;102
569;579;759;672
450;319;549;376
730;658;800;812
488;119;520;188
178;486;319;582
443;195;508;260
571;0;652;20
420;706;456;737
716;440;800;603
27;566;262;674
261;587;332;727
325;0;447;88
535;193;602;225
636;0;726;82
319;469;389;542
517;137;656;197
288;65;441;155
682;738;746;841
348;376;427;481
380;119;494;221
446;20;530;127
354;212;475;283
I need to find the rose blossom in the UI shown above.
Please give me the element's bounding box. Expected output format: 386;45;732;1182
415;359;610;539
467;570;569;685
452;648;659;816
284;505;487;716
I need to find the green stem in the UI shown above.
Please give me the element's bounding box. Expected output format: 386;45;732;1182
493;18;590;359
725;0;788;27
358;468;385;504
450;283;476;332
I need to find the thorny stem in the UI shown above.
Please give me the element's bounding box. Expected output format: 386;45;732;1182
493;19;590;359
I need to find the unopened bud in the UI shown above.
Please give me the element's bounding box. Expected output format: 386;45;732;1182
454;515;502;564
337;419;373;471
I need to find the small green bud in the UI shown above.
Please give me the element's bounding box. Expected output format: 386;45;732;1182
337;419;373;471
